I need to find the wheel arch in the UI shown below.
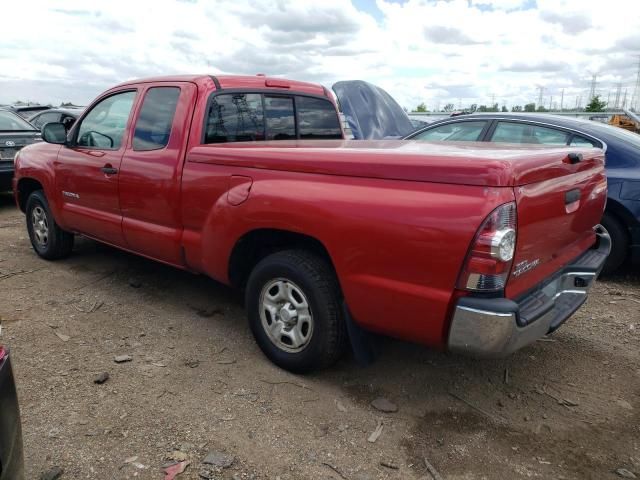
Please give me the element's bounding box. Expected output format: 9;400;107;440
228;228;338;289
16;177;45;212
604;197;637;233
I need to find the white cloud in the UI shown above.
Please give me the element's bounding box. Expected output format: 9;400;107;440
1;0;639;110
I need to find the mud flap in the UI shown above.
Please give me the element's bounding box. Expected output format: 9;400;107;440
342;302;380;366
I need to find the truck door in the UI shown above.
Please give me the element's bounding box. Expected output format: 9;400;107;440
56;90;137;246
119;82;197;266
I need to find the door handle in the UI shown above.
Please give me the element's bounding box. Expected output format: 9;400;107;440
101;165;118;175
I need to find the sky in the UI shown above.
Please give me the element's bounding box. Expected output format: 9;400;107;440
1;0;640;111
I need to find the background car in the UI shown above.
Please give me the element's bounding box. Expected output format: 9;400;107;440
3;105;51;119
29;107;84;132
0;109;41;192
405;113;640;274
0;345;24;480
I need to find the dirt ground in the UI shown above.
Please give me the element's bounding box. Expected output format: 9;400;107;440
0;192;638;480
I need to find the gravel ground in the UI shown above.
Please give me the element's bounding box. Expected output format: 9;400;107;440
0;192;638;480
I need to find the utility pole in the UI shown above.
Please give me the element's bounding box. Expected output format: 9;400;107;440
560;89;564;111
549;95;553;110
589;74;597;100
622;89;628;109
536;86;545;109
632;56;640;111
614;82;622;109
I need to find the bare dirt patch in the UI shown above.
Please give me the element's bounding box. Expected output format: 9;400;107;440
0;192;638;479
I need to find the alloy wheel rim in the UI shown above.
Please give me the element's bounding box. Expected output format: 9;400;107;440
259;278;314;353
31;205;49;247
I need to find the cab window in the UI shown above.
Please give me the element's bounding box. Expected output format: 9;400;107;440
412;121;487;142
133;87;180;151
491;122;568;145
76;91;136;149
204;93;264;143
296;96;342;139
265;96;296;140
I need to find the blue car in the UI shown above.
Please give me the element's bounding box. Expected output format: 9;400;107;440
404;113;640;274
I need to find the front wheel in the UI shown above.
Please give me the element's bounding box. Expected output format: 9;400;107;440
26;190;74;260
245;250;346;373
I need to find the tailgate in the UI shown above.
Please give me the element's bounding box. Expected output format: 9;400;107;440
506;149;607;298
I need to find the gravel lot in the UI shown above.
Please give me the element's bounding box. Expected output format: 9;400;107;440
0;192;638;480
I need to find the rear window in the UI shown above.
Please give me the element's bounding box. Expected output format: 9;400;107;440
204;94;265;143
296;96;342;139
32;112;61;129
0;110;37;131
265;96;296;140
203;93;340;144
412;121;487;142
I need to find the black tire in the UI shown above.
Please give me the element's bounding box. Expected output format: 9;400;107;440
600;212;628;275
245;250;347;373
25;190;74;260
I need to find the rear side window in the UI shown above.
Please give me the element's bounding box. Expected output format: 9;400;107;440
491;122;568;145
412;121;487;142
33;112;61;129
133;87;180;151
296;96;342;139
569;135;597;147
205;93;264;143
265;96;295;140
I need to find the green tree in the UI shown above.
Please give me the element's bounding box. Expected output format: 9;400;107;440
443;103;455;112
512;105;522;112
477;105;488;112
524;103;536;112
585;95;607;112
469;103;477;112
501;105;508;112
536;105;547;112
414;102;428;112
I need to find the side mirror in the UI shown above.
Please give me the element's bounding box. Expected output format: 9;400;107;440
41;123;67;145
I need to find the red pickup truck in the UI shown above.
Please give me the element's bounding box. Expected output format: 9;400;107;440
13;74;610;372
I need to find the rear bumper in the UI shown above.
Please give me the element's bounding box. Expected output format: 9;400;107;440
447;225;611;357
0;351;24;480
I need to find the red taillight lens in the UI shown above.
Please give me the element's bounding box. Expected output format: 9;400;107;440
0;345;6;362
457;202;517;292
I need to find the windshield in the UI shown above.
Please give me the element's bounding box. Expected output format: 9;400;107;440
0;110;36;131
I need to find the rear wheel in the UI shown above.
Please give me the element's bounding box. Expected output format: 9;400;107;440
245;250;346;373
600;212;628;275
26;190;74;260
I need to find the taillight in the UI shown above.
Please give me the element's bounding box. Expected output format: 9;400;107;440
457;202;517;292
0;345;6;363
